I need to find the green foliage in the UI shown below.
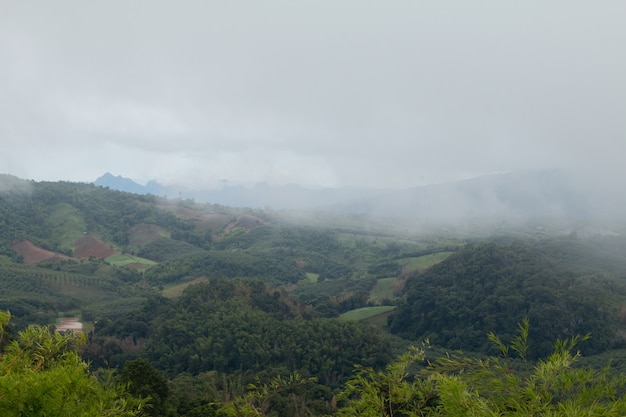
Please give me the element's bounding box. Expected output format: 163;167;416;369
336;332;626;416
390;240;625;357
487;318;530;359
217;372;318;417
368;277;398;303
0;258;152;328
120;358;171;416
137;237;207;262
292;276;377;317
339;306;396;321
106;253;158;267
0;311;145;416
140;280;391;384
337;346;437;417
143;249;307;286
397;252;454;273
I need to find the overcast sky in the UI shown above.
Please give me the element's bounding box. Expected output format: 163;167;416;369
1;1;624;189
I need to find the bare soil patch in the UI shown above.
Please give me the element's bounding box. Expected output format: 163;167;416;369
56;317;83;333
12;240;69;264
73;235;117;258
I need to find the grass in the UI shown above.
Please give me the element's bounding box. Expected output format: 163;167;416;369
306;272;319;283
162;276;209;298
398;252;454;272
369;277;397;302
46;203;87;250
105;253;157;267
339;305;396;321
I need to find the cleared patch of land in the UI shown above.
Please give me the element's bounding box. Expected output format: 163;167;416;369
306;272;319;283
369;277;397;302
56;317;83;332
339;305;396;321
46;203;87;250
127;223;170;247
106;253;157;267
74;235;117;258
12;240;69;264
162;276;209;298
398;252;454;272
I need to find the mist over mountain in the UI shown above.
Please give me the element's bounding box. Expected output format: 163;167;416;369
94;172;376;210
94;170;624;233
344;171;587;220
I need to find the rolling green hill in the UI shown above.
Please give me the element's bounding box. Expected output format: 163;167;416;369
7;176;626;415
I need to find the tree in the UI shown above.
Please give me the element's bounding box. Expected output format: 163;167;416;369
0;311;145;416
120;358;171;416
337;345;438;416
336;327;626;416
217;372;317;417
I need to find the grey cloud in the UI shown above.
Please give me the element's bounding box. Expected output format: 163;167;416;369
1;1;625;189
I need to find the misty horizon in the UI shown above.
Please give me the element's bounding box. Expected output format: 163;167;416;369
1;2;625;190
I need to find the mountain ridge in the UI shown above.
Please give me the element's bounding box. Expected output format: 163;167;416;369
93;170;623;232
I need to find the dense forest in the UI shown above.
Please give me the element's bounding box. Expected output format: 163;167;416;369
390;239;626;357
4;175;626;415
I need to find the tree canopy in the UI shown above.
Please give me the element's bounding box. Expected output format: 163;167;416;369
0;310;145;416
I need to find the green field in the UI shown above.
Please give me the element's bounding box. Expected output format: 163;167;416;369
339;305;396;321
162;277;209;298
47;203;87;250
369;277;397;302
105;253;157;267
398;252;454;272
305;272;319;283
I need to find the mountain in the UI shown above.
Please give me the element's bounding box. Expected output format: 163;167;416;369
6;174;626;416
93;170;626;233
94;173;378;210
94;172;149;195
339;170;589;221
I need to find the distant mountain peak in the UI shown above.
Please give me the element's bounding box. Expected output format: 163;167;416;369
94;173;147;195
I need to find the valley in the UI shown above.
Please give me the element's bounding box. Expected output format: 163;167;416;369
3;174;626;415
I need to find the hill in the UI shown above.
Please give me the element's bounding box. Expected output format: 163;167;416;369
389;238;626;357
6;174;626;415
0;175;447;326
94;170;626;235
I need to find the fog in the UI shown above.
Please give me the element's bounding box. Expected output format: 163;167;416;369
1;2;625;190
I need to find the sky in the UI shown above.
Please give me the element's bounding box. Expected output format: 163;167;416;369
1;1;625;190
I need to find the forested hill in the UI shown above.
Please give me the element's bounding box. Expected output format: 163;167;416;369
0;175;192;253
7;175;626;415
389;238;626;358
0;174;451;326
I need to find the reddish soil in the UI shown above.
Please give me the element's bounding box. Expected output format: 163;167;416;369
73;235;117;258
13;240;70;264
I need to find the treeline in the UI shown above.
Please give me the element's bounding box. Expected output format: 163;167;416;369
0;256;151;328
142;249;307;286
88;279;392;415
0;179;192;252
91;279;391;379
8;308;626;416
